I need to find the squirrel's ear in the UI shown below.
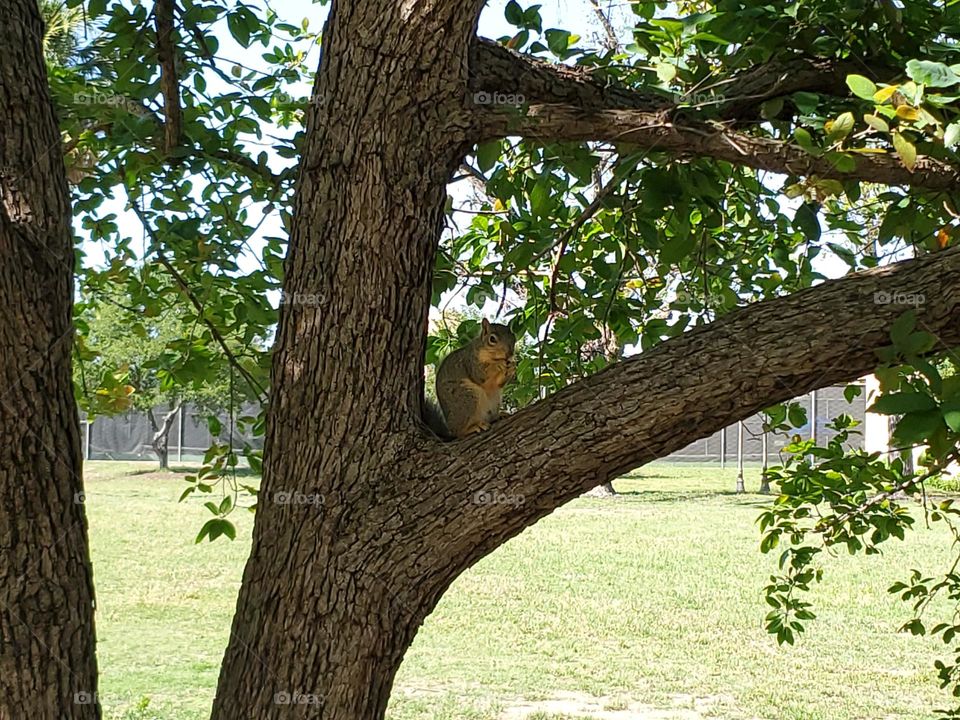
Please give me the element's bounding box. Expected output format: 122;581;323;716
481;318;490;335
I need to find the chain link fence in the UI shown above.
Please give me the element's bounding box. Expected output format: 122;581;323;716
80;385;864;465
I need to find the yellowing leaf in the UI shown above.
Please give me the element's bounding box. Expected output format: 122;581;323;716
873;85;898;103
892;131;917;171
937;227;951;250
895;105;920;121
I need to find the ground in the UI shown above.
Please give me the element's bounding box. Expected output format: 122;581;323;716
84;461;952;720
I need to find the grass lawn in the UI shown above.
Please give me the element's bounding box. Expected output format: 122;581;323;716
84;461;953;719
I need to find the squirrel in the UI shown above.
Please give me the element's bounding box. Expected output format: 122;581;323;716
423;319;517;439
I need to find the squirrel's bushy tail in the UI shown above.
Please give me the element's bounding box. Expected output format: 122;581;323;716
422;398;453;440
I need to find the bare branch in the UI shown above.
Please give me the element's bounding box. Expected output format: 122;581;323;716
470;38;662;111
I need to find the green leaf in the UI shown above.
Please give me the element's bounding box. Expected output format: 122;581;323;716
792;91;819;114
906;59;960;88
656;62;677;83
787;403;807;429
889;310;916;348
504;0;523;24
475;141;501;173
545;29;572;56
529;180;551;217
227;10;252;47
195;518;237;543
869;392;938;415
660;231;697;264
945;122;960;149
793;202;821;242
846;74;878;100
793;127;818;154
943;409;960;433
844;384;863;403
893;409;944;445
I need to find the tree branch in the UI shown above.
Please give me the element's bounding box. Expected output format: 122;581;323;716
478;105;960;191
410;247;960;580
130;204;268;402
470;37;897;120
154;0;182;153
470;38;663;111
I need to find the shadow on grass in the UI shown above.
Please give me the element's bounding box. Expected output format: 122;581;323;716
128;465;260;479
612;489;773;505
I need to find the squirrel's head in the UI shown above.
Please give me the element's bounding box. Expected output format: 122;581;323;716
479;318;516;360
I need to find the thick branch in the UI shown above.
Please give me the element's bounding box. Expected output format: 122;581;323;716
411;247;960;581
154;0;182;152
479;105;960;191
471;38;895;119
470;38;662;110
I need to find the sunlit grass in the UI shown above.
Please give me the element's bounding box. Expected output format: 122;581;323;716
84;461;953;719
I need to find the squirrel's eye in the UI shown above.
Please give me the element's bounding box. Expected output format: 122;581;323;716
488;336;498;345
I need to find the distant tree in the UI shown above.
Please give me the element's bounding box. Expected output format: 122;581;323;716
76;296;246;469
37;0;84;66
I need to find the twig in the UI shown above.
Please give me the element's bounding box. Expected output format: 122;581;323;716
130;202;268;402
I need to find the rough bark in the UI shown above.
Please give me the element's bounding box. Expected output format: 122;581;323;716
154;0;182;153
478;104;960;191
210;1;482;717
470;38;898;119
0;3;100;718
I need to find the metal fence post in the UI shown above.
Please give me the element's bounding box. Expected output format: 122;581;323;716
177;404;184;463
735;420;745;493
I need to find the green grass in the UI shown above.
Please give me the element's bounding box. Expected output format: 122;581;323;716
84;461;954;719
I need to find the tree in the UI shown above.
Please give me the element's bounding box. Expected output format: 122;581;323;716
0;1;99;717
4;1;960;718
76;297;245;469
38;0;86;66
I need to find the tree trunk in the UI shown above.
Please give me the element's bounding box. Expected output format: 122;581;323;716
211;3;483;717
0;3;99;718
147;405;180;471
